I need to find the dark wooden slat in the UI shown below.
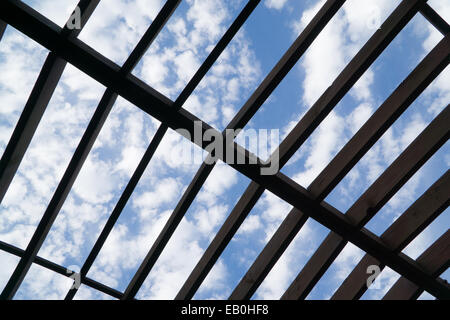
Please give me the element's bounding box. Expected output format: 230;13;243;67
125;0;347;301
0;239;123;299
228;32;450;300
280;104;450;300
332;171;450;299
0;0;100;203
1;0;180;300
2;0;449;299
420;3;450;36
383;230;450;300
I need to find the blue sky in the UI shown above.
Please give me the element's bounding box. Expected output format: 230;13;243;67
0;0;448;300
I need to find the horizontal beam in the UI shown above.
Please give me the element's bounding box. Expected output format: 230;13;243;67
332;171;450;299
383;230;450;300
2;0;448;299
0;239;123;299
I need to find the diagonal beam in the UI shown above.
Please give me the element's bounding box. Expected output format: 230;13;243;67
280;105;450;300
0;0;100;203
0;0;181;300
419;3;450;36
123;0;346;300
178;0;442;300
2;0;449;299
383;230;450;300
67;0;260;301
332;171;450;299
0;239;124;299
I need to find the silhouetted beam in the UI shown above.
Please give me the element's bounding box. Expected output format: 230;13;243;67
1;0;180;300
332;171;450;299
70;0;260;301
0;20;6;40
383;230;450;300
0;0;99;204
0;240;123;299
124;0;346;301
280;105;450;300
420;3;450;35
179;0;437;300
2;0;448;299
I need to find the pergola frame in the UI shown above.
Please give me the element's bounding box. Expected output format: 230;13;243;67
0;0;448;300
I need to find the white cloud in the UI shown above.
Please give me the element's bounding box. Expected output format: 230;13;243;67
23;0;80;27
347;103;374;134
78;0;164;64
264;0;289;11
238;214;262;234
293;111;345;187
186;0;228;47
193;204;229;237
133;177;182;211
72;157;118;204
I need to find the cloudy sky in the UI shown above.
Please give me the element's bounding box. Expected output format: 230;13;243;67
0;0;448;300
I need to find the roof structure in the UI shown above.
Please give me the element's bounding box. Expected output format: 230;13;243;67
0;0;448;300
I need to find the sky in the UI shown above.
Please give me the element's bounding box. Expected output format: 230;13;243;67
0;0;448;300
